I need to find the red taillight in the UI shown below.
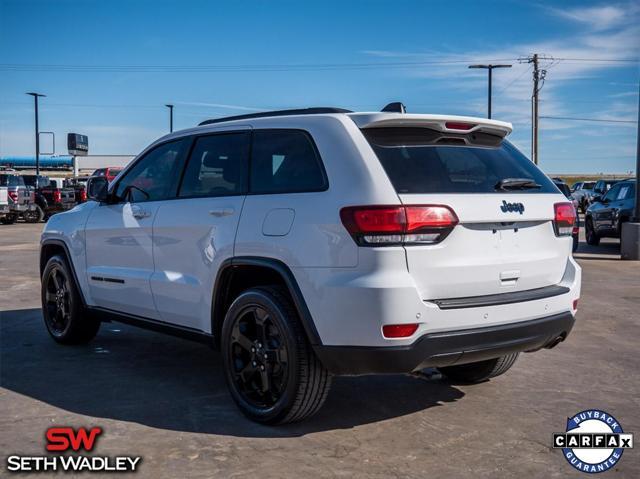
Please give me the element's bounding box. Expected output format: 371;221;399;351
572;299;579;311
79;189;87;202
340;205;458;246
445;121;475;130
8;191;18;202
382;323;419;338
53;190;62;203
553;202;576;237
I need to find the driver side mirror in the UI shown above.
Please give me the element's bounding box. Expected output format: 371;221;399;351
86;176;109;202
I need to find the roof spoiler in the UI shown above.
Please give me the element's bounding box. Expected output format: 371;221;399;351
352;113;513;138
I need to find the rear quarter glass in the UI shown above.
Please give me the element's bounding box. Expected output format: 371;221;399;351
362;128;557;194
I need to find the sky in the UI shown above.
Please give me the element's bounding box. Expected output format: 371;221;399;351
0;0;638;174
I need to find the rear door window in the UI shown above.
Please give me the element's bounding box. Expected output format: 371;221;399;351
363;128;556;194
250;130;327;194
179;132;250;197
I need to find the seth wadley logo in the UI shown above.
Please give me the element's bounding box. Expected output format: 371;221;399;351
6;427;142;473
553;410;634;474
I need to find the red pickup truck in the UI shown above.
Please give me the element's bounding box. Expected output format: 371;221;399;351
22;175;77;221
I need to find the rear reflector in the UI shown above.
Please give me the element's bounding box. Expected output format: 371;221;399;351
553;202;577;237
445;121;475;130
340;205;458;246
382;323;419;338
572;299;579;311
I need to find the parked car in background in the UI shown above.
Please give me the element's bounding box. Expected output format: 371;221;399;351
91;167;123;183
571;181;595;213
554;179;579;252
585;179;636;246
64;176;89;204
23;175;77;221
586;179;621;208
0;173;37;224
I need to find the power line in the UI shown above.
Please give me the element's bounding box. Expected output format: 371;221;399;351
540;115;638;124
1;57;637;73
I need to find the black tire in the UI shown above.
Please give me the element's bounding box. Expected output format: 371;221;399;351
23;206;44;223
221;285;331;425
439;353;519;384
0;214;18;224
41;254;100;344
585;218;600;246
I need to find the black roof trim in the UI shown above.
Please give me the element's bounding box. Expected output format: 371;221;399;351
198;107;353;126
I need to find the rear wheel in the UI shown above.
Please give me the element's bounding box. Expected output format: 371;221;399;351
221;286;331;424
41;254;100;344
585;218;600;246
0;214;18;224
23;206;44;223
439;353;519;384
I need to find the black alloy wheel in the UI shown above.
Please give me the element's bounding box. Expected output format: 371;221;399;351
41;254;100;344
228;304;289;408
43;263;73;337
221;286;331;424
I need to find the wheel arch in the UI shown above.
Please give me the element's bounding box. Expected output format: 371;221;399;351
211;257;321;349
40;239;87;307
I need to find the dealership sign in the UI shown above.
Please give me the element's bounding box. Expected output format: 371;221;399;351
5;426;141;473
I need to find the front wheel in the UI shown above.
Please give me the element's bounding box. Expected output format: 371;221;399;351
439;353;519;384
585;218;600;246
221;286;331;424
41;254;101;344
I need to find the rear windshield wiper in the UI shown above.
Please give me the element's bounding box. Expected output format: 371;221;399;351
495;178;542;191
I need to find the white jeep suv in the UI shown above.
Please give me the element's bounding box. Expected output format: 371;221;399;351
40;107;580;424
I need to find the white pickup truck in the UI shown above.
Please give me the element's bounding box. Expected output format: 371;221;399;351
0;186;9;220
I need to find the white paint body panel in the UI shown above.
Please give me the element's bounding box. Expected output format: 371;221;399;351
41;111;581;349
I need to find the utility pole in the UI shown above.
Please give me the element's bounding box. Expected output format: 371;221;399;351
26;92;46;176
165;104;174;132
518;54;550;164
468;64;512;119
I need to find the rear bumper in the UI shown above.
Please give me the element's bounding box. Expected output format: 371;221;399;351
314;311;575;375
10;204;35;212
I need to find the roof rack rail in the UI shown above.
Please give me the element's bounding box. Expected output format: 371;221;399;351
198;107;353;126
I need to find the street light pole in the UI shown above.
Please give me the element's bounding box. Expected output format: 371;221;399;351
468;64;512;119
165;104;174;132
26;92;46;176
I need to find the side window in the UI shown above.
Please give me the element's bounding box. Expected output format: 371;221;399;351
179;132;250;198
115;139;188;202
618;184;634;200
250;130;327;194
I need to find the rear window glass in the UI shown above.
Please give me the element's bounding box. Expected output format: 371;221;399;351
363;128;557;194
250;130;327;194
0;175;25;187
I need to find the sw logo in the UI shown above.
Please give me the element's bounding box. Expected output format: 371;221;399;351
46;426;103;452
5;426;142;473
500;200;525;214
553;409;634;474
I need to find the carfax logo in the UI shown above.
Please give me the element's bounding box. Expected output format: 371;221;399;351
6;426;142;473
553;409;634;474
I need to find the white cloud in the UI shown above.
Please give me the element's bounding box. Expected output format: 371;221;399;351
547;4;631;31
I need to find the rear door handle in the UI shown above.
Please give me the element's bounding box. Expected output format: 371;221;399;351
209;208;235;217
